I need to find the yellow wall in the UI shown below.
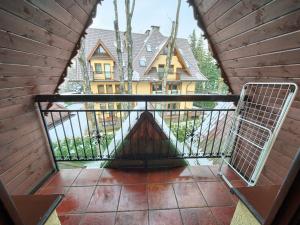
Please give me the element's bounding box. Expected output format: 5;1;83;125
91;59;115;80
151;55;182;81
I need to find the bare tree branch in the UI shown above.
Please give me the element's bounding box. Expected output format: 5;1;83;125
162;0;181;94
113;0;125;94
125;0;135;94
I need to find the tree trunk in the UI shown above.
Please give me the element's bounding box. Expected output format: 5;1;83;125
113;0;125;94
125;0;135;95
162;0;181;94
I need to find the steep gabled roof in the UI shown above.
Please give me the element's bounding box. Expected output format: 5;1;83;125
67;27;207;82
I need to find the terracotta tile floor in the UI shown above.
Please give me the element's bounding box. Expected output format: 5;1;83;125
36;165;246;225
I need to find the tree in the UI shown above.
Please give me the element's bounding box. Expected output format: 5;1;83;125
162;0;181;94
188;30;228;95
78;42;91;94
113;0;125;94
125;0;135;94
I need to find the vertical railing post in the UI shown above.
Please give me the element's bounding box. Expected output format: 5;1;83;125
37;102;59;171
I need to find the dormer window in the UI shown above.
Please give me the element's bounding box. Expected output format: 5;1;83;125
96;46;106;55
146;44;152;52
139;57;146;67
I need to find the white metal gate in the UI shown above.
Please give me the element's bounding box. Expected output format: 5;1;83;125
220;82;297;186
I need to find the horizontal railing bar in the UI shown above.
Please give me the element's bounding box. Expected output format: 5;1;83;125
54;155;232;161
41;108;236;113
35;94;240;103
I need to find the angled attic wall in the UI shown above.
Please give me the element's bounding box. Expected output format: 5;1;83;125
190;0;300;185
0;0;99;194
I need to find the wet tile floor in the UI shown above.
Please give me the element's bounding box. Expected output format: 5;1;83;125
36;165;246;225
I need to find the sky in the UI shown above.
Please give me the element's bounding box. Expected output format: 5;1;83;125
90;0;203;39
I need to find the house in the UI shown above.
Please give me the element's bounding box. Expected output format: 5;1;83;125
67;27;206;111
0;1;299;225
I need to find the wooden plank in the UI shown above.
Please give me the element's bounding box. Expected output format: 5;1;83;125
0;85;56;100
55;0;89;25
216;10;300;53
219;30;300;61
0;76;61;89
0;139;45;176
75;0;98;15
28;0;84;33
0;118;41;146
11;157;52;195
222;48;300;69
0;9;74;50
0;48;68;69
0;0;80;43
0;63;63;76
4;150;50;194
269;149;293;170
0;104;32;120
212;0;300;44
262;159;285;184
207;0;271;34
0;30;71;60
0;130;43;161
0;111;38;132
203;0;239;26
226;64;300;79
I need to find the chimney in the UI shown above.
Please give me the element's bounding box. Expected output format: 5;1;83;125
151;25;160;31
145;29;150;35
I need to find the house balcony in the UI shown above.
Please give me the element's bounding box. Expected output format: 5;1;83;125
92;71;115;81
27;87;297;225
33;94;242;224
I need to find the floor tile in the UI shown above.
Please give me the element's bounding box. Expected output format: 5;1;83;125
115;211;148;225
118;184;148;211
45;169;81;187
210;206;236;225
149;209;183;225
56;186;95;215
147;169;170;183
198;182;233;207
148;183;178;209
72;168;102;186
98;169;147;185
180;208;217;225
189;166;217;181
230;180;247;188
167;167;194;183
80;213;115;225
87;185;121;212
209;165;240;181
35;186;67;195
173;182;206;208
97;169;125;185
59;214;82;225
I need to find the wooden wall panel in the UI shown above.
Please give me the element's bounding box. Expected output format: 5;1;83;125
0;0;98;194
192;0;300;185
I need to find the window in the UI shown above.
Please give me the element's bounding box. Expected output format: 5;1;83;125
169;65;174;74
115;85;121;94
100;103;106;110
96;46;106;55
146;44;152;52
168;103;177;110
116;103;121;110
98;85;105;94
139;57;146;67
95;63;102;74
106;84;113;94
104;64;111;79
152;83;162;93
168;84;179;94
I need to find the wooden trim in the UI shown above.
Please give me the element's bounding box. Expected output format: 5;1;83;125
0;180;24;225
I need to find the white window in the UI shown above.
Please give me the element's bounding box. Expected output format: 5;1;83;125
139;57;146;67
146;44;152;52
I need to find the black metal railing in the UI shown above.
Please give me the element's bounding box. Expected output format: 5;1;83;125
36;95;239;167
